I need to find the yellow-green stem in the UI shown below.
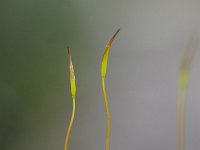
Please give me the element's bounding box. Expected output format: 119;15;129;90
102;78;111;150
64;96;76;150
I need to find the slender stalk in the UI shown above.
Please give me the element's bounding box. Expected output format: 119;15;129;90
177;84;186;150
101;29;120;150
64;47;76;150
102;78;111;150
64;96;75;150
177;38;197;150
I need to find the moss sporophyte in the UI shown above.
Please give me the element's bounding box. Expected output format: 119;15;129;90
177;38;197;150
101;28;120;150
64;47;76;150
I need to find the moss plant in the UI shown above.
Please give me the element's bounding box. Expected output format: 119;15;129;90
64;47;76;150
177;38;197;150
101;28;120;150
63;30;199;150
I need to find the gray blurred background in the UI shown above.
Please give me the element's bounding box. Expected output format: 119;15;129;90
1;0;200;150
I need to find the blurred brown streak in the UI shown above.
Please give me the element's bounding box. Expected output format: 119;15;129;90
181;35;198;70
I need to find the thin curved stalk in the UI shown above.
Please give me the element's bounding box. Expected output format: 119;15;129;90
64;47;76;150
64;96;75;150
177;38;197;150
102;78;111;150
101;28;120;150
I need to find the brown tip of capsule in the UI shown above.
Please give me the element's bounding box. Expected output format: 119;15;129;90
108;28;120;46
67;47;70;55
67;46;72;62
